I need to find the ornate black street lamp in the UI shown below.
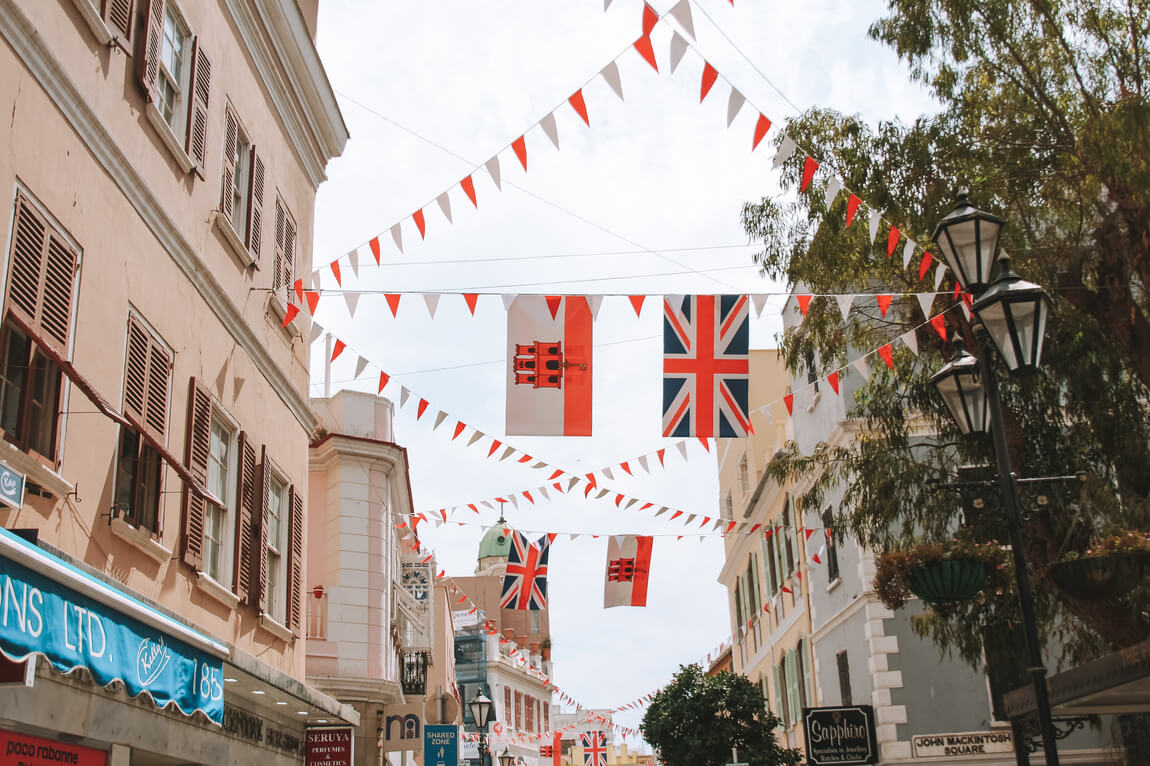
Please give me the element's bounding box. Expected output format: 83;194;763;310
469;690;494;766
929;195;1060;766
498;746;516;766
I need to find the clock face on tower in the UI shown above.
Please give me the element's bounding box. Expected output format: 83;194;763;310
402;565;429;602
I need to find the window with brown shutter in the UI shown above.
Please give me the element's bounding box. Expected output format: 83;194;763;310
247;151;265;262
255;450;292;623
101;0;135;47
181;377;211;568
138;0;206;176
219;104;262;266
0;192;80;463
273;199;297;306
185;38;211;177
220;106;238;223
287;483;304;631
253;445;270;611
233;432;256;602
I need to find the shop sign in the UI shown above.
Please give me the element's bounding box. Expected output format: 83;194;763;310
802;706;878;765
383;704;423;752
424;725;458;766
305;726;354;766
912;730;1013;758
222;705;303;754
0;729;107;766
0;553;223;723
0;464;25;510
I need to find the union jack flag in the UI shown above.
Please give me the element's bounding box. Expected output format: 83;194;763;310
581;731;607;766
662;295;750;437
500;531;550;610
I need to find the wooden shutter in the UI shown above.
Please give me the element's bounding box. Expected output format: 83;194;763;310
836;651;852;706
101;0;135;45
252;445;269;611
287;482;304;631
798;638;812;709
247;149;265;261
220;107;237;222
6;195;79;359
281;207;296;302
123;315;170;443
185;38;211;177
181;377;211;568
749;552;762;608
233;432;256;602
762;536;777;595
772;663;786;725
137;0;164;102
784;650;800;727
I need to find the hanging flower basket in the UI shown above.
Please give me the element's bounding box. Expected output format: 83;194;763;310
1048;554;1148;601
906;559;990;604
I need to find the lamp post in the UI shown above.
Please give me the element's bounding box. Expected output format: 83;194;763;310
498;746;516;766
928;194;1059;766
469;690;494;766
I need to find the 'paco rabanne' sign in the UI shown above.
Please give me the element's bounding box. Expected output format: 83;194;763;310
802;706;878;766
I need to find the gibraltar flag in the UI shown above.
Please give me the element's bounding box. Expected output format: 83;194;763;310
603;535;654;608
506;296;593;435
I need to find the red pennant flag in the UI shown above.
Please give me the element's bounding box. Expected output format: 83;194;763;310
749;523;761;534
330;261;342;286
378;371;390;393
800;156;819;192
634;35;658;71
545;296;562;320
585;483;595;498
488;440;502;457
417;399;429;419
413;209;426;239
629;295;645;316
918;252;934;281
615;494;624;507
585;473;597;488
549;469;563;480
518;453;532;463
385;294;401;317
887;225;900;258
827;370;839;395
931;314;947;341
954;282;962;301
812;551;822;564
305;290;320;315
464;294;479;315
752;114;771;150
877;294;893;317
369;237;381;265
331;339;346;361
670;511;683;520
452;421;465;440
781;585;793;594
523;491;534;505
642;2;658;35
764;529;773;540
640;502;653;510
293;279;304;305
700;62;718;102
553;482;563;492
657;448;666;466
878;343;894;369
784;393;794;415
762;602;770;612
569;89;590;126
726;521;736;534
280;303;299;327
698;437;710;452
620;462;632;475
468;504;478;514
804;529;814;541
846;194;861;227
461;175;478;208
797;294;812;315
512;136;527;171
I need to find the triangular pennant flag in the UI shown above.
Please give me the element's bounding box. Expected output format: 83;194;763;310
752;114;771;151
413;209;426;239
354;356;368;379
620;461;632;476
751;293;768;318
629;295;645;316
390;223;404;254
668;0;694;38
935;262;948;290
293;279;304;305
868;210;881;243
846;194;861;227
378;371;390;393
796;294;812;316
487;440;502;458
309;321;324;344
657;448;666;466
634;35;658;71
417;399;430;420
280;303;300;327
601;61;624;100
698;437;710;452
467;430;484;447
588;295;604;319
851;356;870;381
918;252;934;282
836;294;854;322
800;156;819;192
771;136;797;168
822;177;844;213
676;441;688;461
512;136;528;171
485;156;502;190
602;467;615;481
642;1;658;35
569;89;590;126
452;422;466;440
463;294;479;315
887;225;900;258
726;87;745;126
784;393;794;416
502;294;515;311
330;260;342;286
507;494;518;509
330;339;346;361
437;192;453;224
538;112;560;150
900;329;919;356
916;292;934;318
545;295;562;320
604;0;612;8
433;410;448;430
902;239;916;269
700;62;719;102
347;249;360;278
501;446;516;461
684;514;696;525
826;370;840;395
305;290;320;315
399;387;411;408
539;486;550;501
423;293;440;319
595;489;609;500
931;314;948;341
878;343;894;369
638;455;650;473
343;291;359;318
669;30;689;73
877;294;893;318
367;238;380;266
461;175;478;208
385;294;401;317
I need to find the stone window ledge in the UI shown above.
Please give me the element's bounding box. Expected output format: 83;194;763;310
195;571;240;609
109;517;171;566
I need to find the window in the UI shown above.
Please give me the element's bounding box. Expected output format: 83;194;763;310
722;490;733;521
525;694;535;732
836;651;852;706
823;508;840;582
781;495;796;577
273;199;297;306
504;686;512;723
805;348;819;392
114;314;171;532
530;610;540;634
1;192;80;464
264;469;289;622
182;379;236;586
543;702;549;733
738;453;749;495
514;690;522;730
138;1;211;173
762;533;779;596
220;105;265;264
203;415;234;582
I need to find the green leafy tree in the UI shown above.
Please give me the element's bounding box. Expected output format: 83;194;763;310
741;0;1150;671
639;665;800;766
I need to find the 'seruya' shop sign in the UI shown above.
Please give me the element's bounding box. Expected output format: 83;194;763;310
0;528;227;724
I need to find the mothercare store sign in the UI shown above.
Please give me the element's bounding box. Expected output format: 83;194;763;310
802;706;878;765
0;528;224;723
1;729;106;766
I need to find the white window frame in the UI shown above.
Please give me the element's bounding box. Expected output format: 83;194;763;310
143;3;195;173
200;405;238;589
263;460;290;624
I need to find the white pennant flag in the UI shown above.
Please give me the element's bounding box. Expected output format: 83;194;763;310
600;61;624;100
669;31;689;73
502;294;516;311
771;136;797;169
343;291;359;318
309;322;324;344
836;294;854;322
424;293;440;319
588;295;604;320
684;514;696;525
669;0;694;38
602;467;614;481
726;88;745;127
868;210;881;244
916;292;934;318
595;489;610;500
539;486;550;501
501;447;516;461
934;263;947;290
437;192;453;224
486;156;502;190
900;329;919;356
676;441;689;461
603;0;611;9
391;223;404;254
481;500;493;510
902;239;916;269
637;455;650;473
347;249;360;278
751;293;769;318
823;177;843;210
433;411;448;430
467;430;484;447
354;356;369;378
507;494;518;509
540;113;560;150
654;507;668;517
851;357;870;382
625;498;638;510
399;387;411;408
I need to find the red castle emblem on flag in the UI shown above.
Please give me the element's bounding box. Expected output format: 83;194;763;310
607;557;637;583
513;340;586;388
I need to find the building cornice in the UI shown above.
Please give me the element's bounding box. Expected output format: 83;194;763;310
223;0;348;187
0;0;318;432
310;433;415;515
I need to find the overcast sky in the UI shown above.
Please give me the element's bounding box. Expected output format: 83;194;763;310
308;0;937;748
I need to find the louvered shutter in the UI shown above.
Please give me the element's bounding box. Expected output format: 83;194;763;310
185;38;211;177
750;552;762;608
762;536;777;595
137;0;164;102
181;377;211;568
798;637;813;709
281;208;296;303
247;149;265;261
233;432;256;602
220;107;237;222
101;0;135;45
772;663;785;725
785;650;800;727
123;315;170;443
253;446;269;611
287;483;304;631
6;195;79;359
